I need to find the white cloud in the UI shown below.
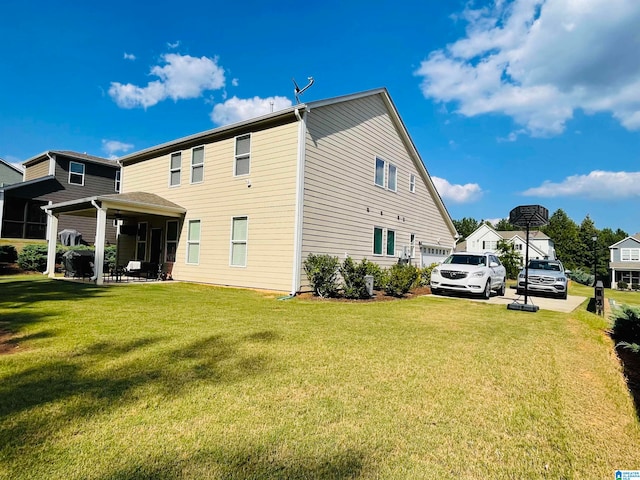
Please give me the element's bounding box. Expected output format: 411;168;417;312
123;52;136;61
232;78;239;87
210;96;293;125
415;0;640;137
167;41;180;49
523;170;640;198
109;53;225;109
102;139;134;158
431;176;483;203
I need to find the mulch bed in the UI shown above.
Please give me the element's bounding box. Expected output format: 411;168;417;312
615;345;640;415
297;286;431;302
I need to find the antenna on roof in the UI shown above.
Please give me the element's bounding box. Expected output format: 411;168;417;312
293;76;314;104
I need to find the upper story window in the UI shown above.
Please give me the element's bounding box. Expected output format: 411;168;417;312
621;248;640;261
115;170;121;192
169;152;181;186
191;146;204;183
410;174;416;193
374;157;397;192
235;134;251;176
68;161;85;185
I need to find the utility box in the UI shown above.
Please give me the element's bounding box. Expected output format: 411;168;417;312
595;280;605;316
364;275;374;297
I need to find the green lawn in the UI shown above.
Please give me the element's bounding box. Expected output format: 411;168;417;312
0;276;639;479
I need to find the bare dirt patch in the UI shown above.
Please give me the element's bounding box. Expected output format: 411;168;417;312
0;329;19;355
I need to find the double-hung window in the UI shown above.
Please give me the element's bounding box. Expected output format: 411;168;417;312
388;164;397;192
373;227;384;255
373;227;396;256
115;170;121;192
165;220;179;263
191;146;204;183
386;230;396;256
374;157;397;191
235;134;251;176
230;216;248;266
621;248;640;261
409;174;416;193
69;161;85;185
136;222;148;261
375;158;385;187
170;152;181;186
186;220;201;264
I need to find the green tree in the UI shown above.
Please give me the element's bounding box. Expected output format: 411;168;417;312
494;218;517;231
496;239;522;279
541;209;580;269
452;217;479;242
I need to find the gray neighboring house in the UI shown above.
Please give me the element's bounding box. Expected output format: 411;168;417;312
609;234;640;288
0;158;23;187
0;151;120;244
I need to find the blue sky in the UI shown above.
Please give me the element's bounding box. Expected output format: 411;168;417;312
1;0;639;234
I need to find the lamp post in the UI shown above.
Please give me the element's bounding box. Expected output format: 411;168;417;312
592;235;598;288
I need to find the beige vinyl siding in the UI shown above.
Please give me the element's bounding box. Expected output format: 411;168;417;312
123;121;299;291
24;159;49;181
301;93;453;286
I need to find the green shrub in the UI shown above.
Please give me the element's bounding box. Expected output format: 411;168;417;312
362;259;386;290
633;283;640;291
104;245;117;270
611;305;640;344
568;268;593;286
415;263;438;288
384;263;419;297
17;244;52;272
0;245;18;263
618;281;629;290
340;257;372;299
303;253;340;298
617;341;640;354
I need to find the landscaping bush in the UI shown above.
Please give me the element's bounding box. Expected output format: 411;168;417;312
633;283;640;291
568;268;594;286
415;263;438;288
611;305;640;345
362;259;386;290
104;245;117;271
17;244;52;272
340;257;372;299
0;245;18;263
384;263;419;297
303;253;340;298
618;281;629;290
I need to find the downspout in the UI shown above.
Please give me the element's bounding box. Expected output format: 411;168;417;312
291;107;308;295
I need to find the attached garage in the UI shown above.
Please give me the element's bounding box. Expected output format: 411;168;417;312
421;245;451;267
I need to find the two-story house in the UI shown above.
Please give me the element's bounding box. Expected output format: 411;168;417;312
458;223;555;261
43;88;457;292
609;234;640;288
0;151;120;243
0;158;23;187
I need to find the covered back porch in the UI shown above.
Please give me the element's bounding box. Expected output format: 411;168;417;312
43;192;186;285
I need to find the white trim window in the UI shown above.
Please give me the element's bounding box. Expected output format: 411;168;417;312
388;164;397;192
621;248;640;261
186;220;201;264
409;174;416;193
386;229;396;256
230;216;248;267
235;134;251;176
68;161;85;185
115;170;121;192
410;233;416;258
165;220;179;263
191;146;204;183
169;152;181;186
375;157;385;187
373;227;384;255
136;222;148;261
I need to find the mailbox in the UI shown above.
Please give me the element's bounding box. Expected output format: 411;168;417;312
594;280;605;316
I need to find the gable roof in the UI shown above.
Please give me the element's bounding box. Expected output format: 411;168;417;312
0;157;23;175
609;235;640;248
117;87;457;238
498;230;551;241
23;150;118;168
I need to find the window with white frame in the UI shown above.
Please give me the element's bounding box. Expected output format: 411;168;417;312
230;216;248;266
375;157;385;187
410;233;416;258
373;227;384;255
235;134;251;176
165;220;179;263
621;248;640;261
170;152;181;186
186;220;201;264
115;170;121;192
136;222;147;261
191;146;204;183
482;240;498;250
68;161;85;185
409;174;416;193
388;164;397;192
386;229;396;256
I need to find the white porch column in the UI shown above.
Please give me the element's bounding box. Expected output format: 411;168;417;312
91;203;107;285
45;212;59;278
611;268;616;289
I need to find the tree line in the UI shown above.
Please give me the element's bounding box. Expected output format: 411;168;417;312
453;209;629;283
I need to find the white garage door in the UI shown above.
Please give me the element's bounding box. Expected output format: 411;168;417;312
421;246;450;267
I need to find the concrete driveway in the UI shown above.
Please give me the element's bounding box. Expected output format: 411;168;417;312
437;288;587;313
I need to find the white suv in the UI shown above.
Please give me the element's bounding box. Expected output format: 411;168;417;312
430;252;507;299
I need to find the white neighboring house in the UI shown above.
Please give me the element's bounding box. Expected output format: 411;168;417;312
457;223;555;261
